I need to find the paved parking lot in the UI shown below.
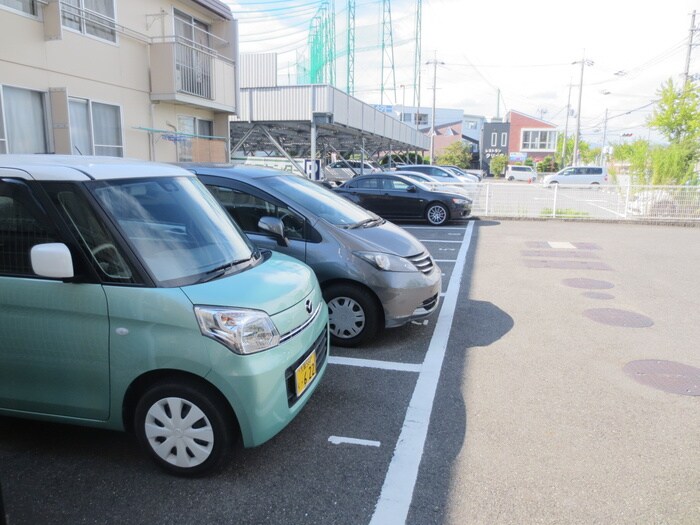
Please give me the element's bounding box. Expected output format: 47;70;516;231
1;219;699;524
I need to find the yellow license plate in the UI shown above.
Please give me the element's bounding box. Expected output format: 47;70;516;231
295;351;317;397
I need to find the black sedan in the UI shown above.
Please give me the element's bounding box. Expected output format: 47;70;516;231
334;173;471;225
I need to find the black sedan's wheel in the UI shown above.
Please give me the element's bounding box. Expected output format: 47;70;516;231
426;202;449;226
324;283;380;347
134;381;235;477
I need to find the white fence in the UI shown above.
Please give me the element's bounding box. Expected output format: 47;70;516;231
442;182;700;222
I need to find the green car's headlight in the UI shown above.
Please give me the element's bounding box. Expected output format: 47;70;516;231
194;306;280;354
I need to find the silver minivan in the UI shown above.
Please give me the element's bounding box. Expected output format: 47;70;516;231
183;164;442;347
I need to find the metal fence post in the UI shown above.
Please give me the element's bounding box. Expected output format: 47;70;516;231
623;184;630;219
484;183;490;216
552;184;558;218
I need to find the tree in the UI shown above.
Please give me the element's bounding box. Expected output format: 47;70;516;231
537;155;558;173
649;78;700;146
436;141;473;168
489;154;508;178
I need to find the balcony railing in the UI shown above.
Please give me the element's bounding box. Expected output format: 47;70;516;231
175;40;213;99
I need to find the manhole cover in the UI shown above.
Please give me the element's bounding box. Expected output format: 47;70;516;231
581;291;615;300
623;360;700;396
563;278;614;290
583;308;654;328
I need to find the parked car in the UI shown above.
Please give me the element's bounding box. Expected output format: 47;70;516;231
505;165;536;182
182;164;442;347
387;170;477;199
0;155;329;476
335;173;472;226
440;165;482;182
542;166;607;186
626;189;679;217
395;164;479;185
324;160;380;185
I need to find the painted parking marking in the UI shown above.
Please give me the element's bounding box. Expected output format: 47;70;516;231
419;239;463;244
434;259;456;263
548;241;576;249
328;436;381;448
370;220;474;525
328;356;422;373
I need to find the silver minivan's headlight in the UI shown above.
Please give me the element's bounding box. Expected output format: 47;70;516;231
354;251;416;272
194;306;280;354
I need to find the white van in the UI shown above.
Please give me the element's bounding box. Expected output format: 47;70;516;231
543;166;607;186
505;165;536;182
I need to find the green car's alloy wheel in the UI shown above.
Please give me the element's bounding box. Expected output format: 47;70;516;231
135;381;235;477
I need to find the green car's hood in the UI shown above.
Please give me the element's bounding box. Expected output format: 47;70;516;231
180;252;316;315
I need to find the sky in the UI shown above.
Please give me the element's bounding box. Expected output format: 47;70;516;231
227;0;700;146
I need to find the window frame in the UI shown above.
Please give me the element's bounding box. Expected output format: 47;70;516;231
68;97;123;157
61;0;117;44
521;128;558;152
0;85;50;154
0;0;38;17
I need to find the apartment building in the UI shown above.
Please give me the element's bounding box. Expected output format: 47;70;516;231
0;0;239;162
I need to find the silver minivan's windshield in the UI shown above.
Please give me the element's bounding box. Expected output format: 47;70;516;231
91;177;254;285
265;174;378;226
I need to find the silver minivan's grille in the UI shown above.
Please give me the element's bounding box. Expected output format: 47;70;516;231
408;251;435;274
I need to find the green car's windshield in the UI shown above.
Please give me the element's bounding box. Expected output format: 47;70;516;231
265;174;379;226
91;176;255;285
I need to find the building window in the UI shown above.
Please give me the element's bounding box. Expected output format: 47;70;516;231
62;0;116;43
176;116;213;162
174;9;213;99
69;98;123;156
0;0;37;15
415;113;428;126
0;86;48;154
465;120;477;130
501;132;507;147
490;132;497;147
522;130;557;151
401;112;412;123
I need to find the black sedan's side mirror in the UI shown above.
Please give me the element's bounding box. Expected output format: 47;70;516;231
407;185;417;193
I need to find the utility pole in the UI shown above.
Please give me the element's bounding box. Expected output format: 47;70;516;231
685;10;697;85
496;88;500;119
427;52;444;164
600;108;609;166
561;81;572;166
572;54;593;165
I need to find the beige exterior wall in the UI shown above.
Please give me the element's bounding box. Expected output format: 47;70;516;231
0;0;238;162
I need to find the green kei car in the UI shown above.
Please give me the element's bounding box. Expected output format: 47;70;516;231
0;155;329;476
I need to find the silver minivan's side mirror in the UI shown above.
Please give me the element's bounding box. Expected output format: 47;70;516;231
258;217;289;247
31;243;74;279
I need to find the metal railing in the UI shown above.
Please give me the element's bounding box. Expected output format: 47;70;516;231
438;182;700;222
175;39;213;99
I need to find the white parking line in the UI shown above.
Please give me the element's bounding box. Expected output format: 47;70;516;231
434;259;456;263
328;356;422;373
370;220;474;525
328;436;381;447
419;239;463;243
403;226;466;231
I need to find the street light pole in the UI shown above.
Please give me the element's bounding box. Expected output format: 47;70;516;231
426;52;444;164
572;55;593;165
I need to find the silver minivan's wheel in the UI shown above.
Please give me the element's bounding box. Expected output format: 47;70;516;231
134;381;235;476
324;283;380;347
426;202;449;226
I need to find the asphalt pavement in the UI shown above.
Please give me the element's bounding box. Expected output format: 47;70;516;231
1;219;698;524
